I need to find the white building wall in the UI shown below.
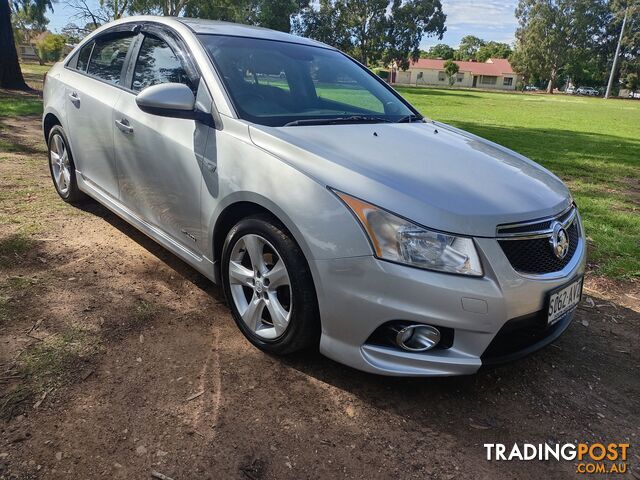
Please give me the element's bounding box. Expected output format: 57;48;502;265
395;68;518;91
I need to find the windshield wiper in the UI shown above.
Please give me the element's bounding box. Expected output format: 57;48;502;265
284;116;393;127
396;114;424;123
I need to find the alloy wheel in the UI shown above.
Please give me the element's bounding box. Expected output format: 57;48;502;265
50;133;71;196
228;234;292;340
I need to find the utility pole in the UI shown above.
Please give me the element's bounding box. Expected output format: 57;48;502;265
605;6;629;99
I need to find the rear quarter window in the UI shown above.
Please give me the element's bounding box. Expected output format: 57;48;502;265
75;42;94;72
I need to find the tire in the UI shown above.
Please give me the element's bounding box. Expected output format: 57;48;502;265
221;214;320;354
47;125;87;204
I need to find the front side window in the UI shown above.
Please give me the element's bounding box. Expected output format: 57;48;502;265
198;35;414;127
87;35;135;85
132;35;192;92
503;77;513;86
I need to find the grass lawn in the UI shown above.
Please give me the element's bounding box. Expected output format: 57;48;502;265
0;61;48;115
20;61;50;90
0;90;42;116
395;87;640;279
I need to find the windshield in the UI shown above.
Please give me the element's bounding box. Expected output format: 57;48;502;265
197;35;416;127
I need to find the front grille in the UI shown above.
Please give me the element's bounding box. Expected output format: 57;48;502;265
499;221;579;274
496;206;581;275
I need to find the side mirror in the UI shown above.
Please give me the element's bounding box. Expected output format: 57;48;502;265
135;83;196;119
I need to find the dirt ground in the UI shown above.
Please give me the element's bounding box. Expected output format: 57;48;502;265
1;112;639;480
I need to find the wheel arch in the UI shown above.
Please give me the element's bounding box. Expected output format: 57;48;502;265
211;198;315;281
212;201;274;267
210;195;327;317
43;112;62;141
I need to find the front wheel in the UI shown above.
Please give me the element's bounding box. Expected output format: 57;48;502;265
221;215;320;354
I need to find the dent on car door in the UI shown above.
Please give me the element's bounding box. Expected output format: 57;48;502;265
113;32;211;255
64;33;136;199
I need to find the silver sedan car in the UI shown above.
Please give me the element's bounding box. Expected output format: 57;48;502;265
42;16;586;376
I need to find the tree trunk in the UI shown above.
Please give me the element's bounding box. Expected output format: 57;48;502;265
0;0;29;90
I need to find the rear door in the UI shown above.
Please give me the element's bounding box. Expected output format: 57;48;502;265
64;31;137;199
113;27;208;253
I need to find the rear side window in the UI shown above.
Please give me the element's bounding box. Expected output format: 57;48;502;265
132;35;192;92
87;35;135;85
75;42;94;72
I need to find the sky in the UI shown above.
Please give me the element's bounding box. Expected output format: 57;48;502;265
47;0;520;48
422;0;519;48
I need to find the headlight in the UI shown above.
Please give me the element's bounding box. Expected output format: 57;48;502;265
334;191;483;276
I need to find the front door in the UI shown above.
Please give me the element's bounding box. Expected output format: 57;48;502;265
113;32;207;253
472;75;478;87
65;33;136;199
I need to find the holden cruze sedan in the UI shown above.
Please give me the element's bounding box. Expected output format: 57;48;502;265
42;16;586;376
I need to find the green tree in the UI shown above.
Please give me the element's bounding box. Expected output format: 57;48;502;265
295;0;445;67
513;0;608;94
185;0;301;32
384;0;446;69
455;35;484;60
129;0;189;15
293;0;349;48
476;41;512;62
1;0;53;89
335;0;389;65
12;1;49;48
35;32;65;62
255;0;299;31
102;0;129;18
185;0;250;24
443;58;458;85
423;43;454;59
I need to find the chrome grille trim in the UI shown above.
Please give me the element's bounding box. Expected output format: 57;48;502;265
496;205;577;240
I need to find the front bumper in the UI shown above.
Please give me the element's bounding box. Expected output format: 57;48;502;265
312;232;586;377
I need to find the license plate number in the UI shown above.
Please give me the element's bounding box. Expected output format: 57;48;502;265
547;278;583;325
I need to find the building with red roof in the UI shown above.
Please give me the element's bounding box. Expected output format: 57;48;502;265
393;58;521;91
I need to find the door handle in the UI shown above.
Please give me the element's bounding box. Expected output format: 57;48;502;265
115;118;133;134
68;92;80;107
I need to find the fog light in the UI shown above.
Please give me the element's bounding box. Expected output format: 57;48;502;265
395;325;441;352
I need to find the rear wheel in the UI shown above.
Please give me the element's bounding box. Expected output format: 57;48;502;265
221;215;320;354
47;125;86;203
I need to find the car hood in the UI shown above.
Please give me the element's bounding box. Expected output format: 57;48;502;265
248;121;571;237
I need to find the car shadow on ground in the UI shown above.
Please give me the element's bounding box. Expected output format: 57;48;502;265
76;201;225;303
80;197;639;437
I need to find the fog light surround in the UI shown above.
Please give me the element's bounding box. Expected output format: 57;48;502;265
395;325;441;352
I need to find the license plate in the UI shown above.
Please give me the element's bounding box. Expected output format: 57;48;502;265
547;277;583;325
